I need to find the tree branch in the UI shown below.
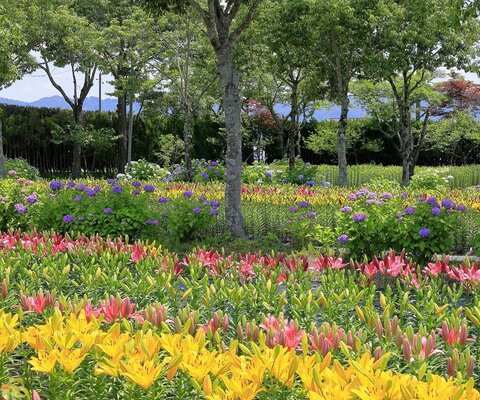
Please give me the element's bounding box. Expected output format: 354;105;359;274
230;0;263;42
39;60;74;109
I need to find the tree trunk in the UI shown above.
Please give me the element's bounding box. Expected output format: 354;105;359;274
337;92;349;187
127;98;134;168
289;82;298;170
72;108;83;179
183;107;193;182
117;94;127;174
399;106;413;186
0;118;4;178
217;44;245;237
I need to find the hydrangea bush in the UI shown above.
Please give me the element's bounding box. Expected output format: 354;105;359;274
334;190;464;261
4;158;40;180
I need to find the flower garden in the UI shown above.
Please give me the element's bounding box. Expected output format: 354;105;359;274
0;163;478;399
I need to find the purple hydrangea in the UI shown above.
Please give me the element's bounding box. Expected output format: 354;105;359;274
76;184;87;191
456;205;467;212
107;179;118;184
24;194;38;204
201;173;210;179
347;193;358;201
441;199;456;209
400;192;409;198
66;181;76;188
306;211;317;218
183;191;193;198
210;200;220;208
289;206;298;213
426;197;438;205
50;181;64;191
321;181;331;188
63;214;74;224
381;192;393;200
78;216;84;221
418;228;431;238
431;207;441;216
86;189;97;197
305;180;316;186
132;181;142;187
112;185;123;194
158;197;168;203
298;175;304;180
404;206;416;215
298;201;310;207
103;207;112;214
352;213;367;223
132;190;140;196
14;204;28;214
209;208;219;215
340;206;353;213
210;161;218;167
146;219;159;225
266;170;273;178
338;234;349;244
144;185;155;193
192;207;202;214
73;195;83;202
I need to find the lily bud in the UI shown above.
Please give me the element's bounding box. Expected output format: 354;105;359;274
222;315;229;332
402;339;412;363
459;325;468;346
467;356;475;377
447;358;455;377
236;323;243;341
375;319;383;339
1;280;7;299
253;326;259;342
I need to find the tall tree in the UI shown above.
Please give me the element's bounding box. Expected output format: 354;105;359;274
144;0;264;236
93;0;157;174
0;0;29;178
306;0;378;186
352;77;441;176
243;0;317;169
26;0;99;178
148;10;218;181
365;0;478;185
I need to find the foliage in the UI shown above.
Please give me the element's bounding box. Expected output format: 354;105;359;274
154;134;185;167
334;192;463;261
29;183;153;238
307;119;383;157
123;159;168;181
410;168;454;192
154;193;219;243
4;158;40;180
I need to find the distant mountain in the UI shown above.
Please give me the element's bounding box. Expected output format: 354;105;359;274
0;96;140;113
0;95;393;120
0;97;31;107
274;102;367;121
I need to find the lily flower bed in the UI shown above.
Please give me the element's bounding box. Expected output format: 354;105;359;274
0;232;480;398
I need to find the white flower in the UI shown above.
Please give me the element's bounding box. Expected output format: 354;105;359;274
447;175;454;180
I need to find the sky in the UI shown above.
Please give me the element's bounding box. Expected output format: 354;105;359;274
1;65;479;102
0;66;115;101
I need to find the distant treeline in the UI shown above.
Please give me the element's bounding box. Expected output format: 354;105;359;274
1;104;479;175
